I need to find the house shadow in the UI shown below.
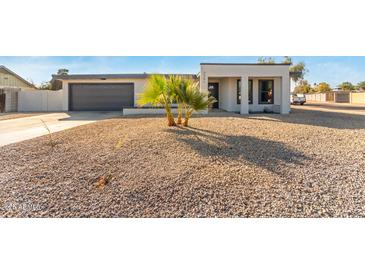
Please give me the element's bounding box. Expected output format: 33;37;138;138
166;126;310;176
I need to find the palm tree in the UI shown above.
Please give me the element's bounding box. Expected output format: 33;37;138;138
174;78;190;124
137;74;176;126
177;80;216;127
166;75;183;124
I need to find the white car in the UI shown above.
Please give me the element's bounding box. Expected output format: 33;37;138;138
290;93;306;105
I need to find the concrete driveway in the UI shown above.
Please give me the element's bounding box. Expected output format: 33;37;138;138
0;112;120;147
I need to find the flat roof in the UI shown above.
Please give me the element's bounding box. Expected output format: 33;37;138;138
200;63;291;66
53;73;197;80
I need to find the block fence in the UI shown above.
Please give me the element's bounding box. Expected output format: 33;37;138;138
304;92;365;104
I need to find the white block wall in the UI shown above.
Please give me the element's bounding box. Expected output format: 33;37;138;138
18;90;63;112
4;91;18;112
305;93;327;102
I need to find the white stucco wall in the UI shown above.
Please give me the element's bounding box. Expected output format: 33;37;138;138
4;90;19;112
61;78;148;111
215;77;282;113
200;64;290;114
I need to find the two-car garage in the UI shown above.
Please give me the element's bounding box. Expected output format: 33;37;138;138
54;73;195;112
69;83;135;111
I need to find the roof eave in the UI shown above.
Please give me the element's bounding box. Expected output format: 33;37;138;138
0;65;36;88
52;73;198;81
200;63;292;66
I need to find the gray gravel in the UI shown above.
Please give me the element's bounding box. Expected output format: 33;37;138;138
1;107;365;217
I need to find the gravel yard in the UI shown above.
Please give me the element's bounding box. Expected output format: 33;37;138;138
1;107;365;217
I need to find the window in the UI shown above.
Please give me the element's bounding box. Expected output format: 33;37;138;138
237;79;253;104
259;80;274;104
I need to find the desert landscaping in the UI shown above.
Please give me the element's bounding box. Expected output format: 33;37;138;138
1;106;364;217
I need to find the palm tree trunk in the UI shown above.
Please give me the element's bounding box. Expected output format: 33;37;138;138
183;110;191;127
165;106;176;126
177;104;183;125
167;112;176;126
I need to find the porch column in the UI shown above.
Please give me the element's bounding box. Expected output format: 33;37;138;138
240;75;249;114
281;73;290;114
200;71;208;92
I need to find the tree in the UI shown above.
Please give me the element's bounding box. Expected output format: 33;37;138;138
282;56;292;64
57;69;69;75
166;75;183;124
338;82;355;91
256;57;306;84
176;80;216;126
258;56;292;64
357;81;365;91
289;62;307;83
174;78;190;125
137;74;176;126
258;57;275;64
138;75;215;127
294;80;313;94
315;82;331;93
38;81;52;90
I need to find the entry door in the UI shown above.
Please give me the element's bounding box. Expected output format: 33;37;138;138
208;83;219;109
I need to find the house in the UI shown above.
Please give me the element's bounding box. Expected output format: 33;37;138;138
0;65;36;112
0;65;36;90
52;73;196;111
52;63;290;114
200;63;290;114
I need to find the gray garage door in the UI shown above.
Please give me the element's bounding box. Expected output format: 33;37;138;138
69;83;134;111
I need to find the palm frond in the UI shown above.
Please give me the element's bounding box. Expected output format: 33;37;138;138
166;75;182;101
180;80;216;112
190;91;215;112
137;74;167;106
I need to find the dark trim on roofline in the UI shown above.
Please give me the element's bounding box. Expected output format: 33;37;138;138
200;63;291;66
53;73;198;81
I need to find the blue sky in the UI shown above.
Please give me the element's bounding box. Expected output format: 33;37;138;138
1;56;365;86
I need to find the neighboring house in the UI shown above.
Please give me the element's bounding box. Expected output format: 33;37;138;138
52;63;290;114
0;65;35;89
0;65;36;112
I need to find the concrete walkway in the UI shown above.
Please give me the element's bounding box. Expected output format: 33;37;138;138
0;112;121;147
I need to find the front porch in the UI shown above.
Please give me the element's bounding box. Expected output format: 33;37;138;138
200;63;291;114
207;77;282;114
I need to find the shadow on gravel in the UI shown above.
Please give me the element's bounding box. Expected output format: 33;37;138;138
119;108;365;130
248;108;365;130
167;126;310;175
